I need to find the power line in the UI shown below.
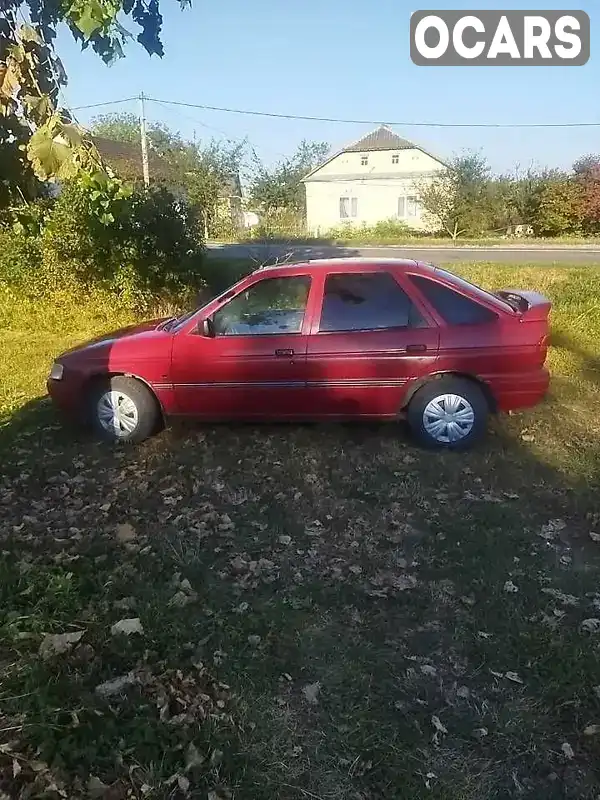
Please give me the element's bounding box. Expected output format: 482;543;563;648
145;97;600;129
72;97;138;111
69;94;600;129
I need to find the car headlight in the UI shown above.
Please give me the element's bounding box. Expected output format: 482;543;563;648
49;362;64;381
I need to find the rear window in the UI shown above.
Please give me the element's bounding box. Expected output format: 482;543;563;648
410;275;498;326
432;267;514;313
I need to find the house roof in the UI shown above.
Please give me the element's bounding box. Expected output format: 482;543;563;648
92;136;171;181
93;137;242;199
302;125;447;182
343;125;414;152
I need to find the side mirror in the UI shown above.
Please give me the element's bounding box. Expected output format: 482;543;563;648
200;318;215;338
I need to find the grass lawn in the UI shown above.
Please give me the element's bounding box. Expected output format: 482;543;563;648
1;263;600;799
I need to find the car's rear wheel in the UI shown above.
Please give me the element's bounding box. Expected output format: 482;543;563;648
407;377;489;451
89;376;159;444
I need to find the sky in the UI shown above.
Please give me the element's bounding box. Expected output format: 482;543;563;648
57;0;599;174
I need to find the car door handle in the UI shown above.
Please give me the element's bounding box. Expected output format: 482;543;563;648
406;344;427;353
275;348;294;356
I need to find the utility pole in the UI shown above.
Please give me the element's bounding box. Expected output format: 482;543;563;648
139;91;150;188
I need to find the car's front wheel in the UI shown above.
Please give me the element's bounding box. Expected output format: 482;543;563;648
407;377;489;451
89;376;160;443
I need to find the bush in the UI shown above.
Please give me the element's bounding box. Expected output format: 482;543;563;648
0;230;42;285
325;219;420;243
0;181;206;308
245;208;306;240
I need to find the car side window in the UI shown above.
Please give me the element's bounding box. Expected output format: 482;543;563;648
409;275;498;325
212;276;311;336
319;272;425;332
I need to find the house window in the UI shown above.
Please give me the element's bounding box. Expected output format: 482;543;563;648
360;155;368;166
398;195;418;219
339;197;358;219
392;154;399;165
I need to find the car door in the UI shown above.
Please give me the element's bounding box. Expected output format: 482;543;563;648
170;273;313;418
305;270;439;417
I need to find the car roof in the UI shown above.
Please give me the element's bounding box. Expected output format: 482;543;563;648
251;257;434;278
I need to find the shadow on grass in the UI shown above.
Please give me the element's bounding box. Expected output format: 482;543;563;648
2;375;600;798
552;329;600;389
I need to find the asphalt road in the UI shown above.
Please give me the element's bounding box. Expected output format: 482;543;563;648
207;242;600;265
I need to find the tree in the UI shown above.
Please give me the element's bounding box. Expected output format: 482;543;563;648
90;113;246;235
536;179;585;236
249;140;329;214
91;112;179;155
0;1;190;200
573;155;600;232
416;152;492;239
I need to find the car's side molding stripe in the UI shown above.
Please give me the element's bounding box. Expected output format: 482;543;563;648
158;379;409;389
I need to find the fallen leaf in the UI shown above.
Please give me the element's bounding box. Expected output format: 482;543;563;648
110;617;144;636
473;727;488;739
539;519;566;540
580;618;600;634
504;580;519;593
278;535;292;545
561;742;574;760
39;630;84;659
247;634;261;646
583;724;600;736
115;522;136;543
185;742;205;771
12;759;21;778
589;532;600;543
95;673;137;699
505;671;524;684
169;591;193;608
431;715;448;734
302;681;321;705
88;775;110;798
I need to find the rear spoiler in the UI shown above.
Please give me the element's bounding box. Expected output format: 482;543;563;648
495;289;552;320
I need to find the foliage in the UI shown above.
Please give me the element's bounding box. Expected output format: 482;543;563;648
0;1;189;206
0;181;205;305
496;167;562;232
249;140;329;214
325;219;419;243
91;111;178;154
416;152;492;239
0;229;42;284
244;208;307;240
90;112;246;236
535;178;585;237
573;155;600;232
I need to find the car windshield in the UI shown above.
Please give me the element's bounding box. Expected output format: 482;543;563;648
165;288;225;332
435;268;515;312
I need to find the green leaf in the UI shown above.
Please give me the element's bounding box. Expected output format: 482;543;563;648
27;127;72;180
99;212;115;225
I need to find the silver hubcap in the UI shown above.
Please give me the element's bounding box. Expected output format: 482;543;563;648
423;393;475;444
97;390;138;437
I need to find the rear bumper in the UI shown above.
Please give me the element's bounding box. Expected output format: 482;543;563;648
487;368;550;412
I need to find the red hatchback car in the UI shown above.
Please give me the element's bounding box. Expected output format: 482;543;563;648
47;259;551;450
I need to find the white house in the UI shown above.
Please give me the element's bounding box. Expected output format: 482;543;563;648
302;125;446;233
